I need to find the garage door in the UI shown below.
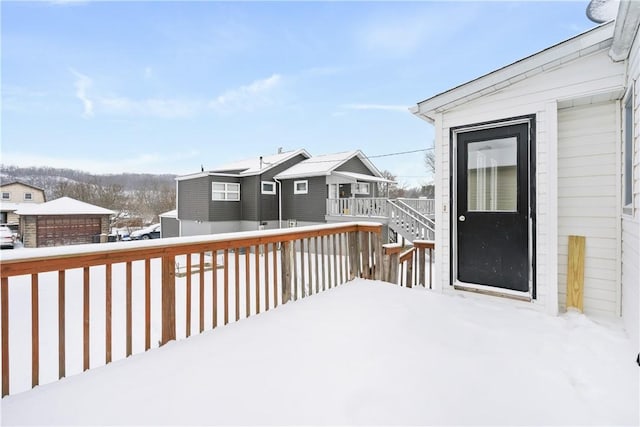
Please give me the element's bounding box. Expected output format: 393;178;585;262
37;216;102;247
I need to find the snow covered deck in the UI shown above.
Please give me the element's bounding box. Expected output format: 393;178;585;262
2;279;637;425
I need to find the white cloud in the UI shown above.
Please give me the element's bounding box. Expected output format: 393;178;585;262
342;103;409;112
70;69;94;118
209;74;282;113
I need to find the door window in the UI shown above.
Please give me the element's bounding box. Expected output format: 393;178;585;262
467;137;517;212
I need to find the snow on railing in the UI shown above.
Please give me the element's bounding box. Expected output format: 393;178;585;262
382;241;435;288
0;223;384;397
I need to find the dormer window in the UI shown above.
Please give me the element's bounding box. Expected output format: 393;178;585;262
1;192;9;200
24;192;33;201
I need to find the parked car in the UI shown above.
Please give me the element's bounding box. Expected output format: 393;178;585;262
130;223;161;240
0;226;15;249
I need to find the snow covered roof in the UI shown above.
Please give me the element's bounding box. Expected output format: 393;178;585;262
15;197;114;216
0;180;46;192
274;150;383;180
159;209;177;218
0;202;23;212
209;149;311;176
411;22;615;122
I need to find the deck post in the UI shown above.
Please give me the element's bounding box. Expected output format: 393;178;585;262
360;231;370;279
382;243;402;284
348;231;360;280
161;256;176;345
281;241;292;303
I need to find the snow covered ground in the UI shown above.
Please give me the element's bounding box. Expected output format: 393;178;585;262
2;279;638;425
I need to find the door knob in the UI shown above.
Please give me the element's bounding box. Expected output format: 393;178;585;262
459;215;465;222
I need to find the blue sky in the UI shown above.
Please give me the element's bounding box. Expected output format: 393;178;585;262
2;1;595;187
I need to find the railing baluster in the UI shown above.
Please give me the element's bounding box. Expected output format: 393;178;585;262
224;249;229;325
265;245;270;309
161;256;176;344
245;247;250;317
125;262;132;358
281;241;292;303
212;250;217;329
293;241;298;300
144;259;151;351
333;234;338;287
31;274;39;388
321;236;326;291
200;253;205;333
306;238;312;296
254;246;260;313
186;254;192;338
58;270;65;379
300;239;306;298
84;267;90;370
2;277;9;397
106;263;112;363
339;234;344;284
314;237;319;294
235;249;240;321
272;243;278;308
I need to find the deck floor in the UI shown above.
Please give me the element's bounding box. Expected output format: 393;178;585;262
2;280;638;425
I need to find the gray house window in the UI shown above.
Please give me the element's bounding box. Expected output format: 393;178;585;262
212;182;240;201
294;180;308;194
1;192;9;200
623;92;634;215
24;192;33;201
354;182;370;195
261;181;276;195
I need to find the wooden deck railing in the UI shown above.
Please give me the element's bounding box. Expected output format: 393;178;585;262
326;198;388;217
0;222;383;397
382;241;435;288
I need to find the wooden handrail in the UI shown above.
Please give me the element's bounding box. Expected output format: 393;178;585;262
0;222;382;397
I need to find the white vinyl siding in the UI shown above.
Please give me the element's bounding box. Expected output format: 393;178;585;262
430;43;625;314
557;102;618;316
212;182;240;201
621;33;639;352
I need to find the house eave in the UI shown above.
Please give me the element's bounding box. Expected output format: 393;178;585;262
412;21;615;120
609;0;640;61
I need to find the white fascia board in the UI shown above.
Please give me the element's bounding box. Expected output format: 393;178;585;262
610;0;640;61
238;148;312;176
413;22;615;121
353;150;386;178
176;172;241;181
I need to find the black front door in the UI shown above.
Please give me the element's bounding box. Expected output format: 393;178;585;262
456;121;531;293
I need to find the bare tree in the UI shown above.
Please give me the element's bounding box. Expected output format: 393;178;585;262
424;149;435;176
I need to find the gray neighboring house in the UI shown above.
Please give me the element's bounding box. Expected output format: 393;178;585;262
175;149;392;236
274;150;392;226
176;149;311;236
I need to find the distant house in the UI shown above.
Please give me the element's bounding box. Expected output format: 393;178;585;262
159;209;178;238
16;197;114;248
411;1;639;352
0;181;46;225
176;149;393;235
274;150;392;225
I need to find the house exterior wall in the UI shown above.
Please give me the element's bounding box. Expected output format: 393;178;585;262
259;153;308;222
177;176;210;221
621;30;639;351
209;176;241;221
281;176;327;223
0;183;46;204
241;175;260;221
335;157;373;175
430;46;625;315
160;216;179;238
557;101;618;316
